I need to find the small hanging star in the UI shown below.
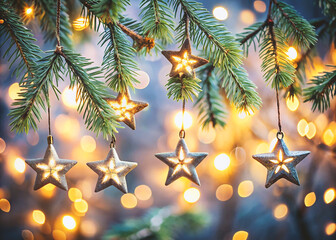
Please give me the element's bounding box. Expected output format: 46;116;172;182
87;147;137;193
155;138;208;186
25;136;77;191
252;138;310;188
105;90;148;130
162;39;209;78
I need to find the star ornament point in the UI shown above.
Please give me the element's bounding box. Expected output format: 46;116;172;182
155;138;208;186
105;91;148;130
87;148;137;193
252;138;310;188
26;143;77;191
162;39;209;78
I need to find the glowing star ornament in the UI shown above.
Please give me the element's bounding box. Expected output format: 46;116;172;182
155;138;208;186
252;136;310;188
87;147;137;193
25;136;77;191
162;39;209;78
105;90;148;130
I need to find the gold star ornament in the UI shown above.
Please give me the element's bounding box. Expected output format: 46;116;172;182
105;90;148;130
155;138;208;186
252;137;310;188
25;136;77;191
162;39;209;78
87;147;137;193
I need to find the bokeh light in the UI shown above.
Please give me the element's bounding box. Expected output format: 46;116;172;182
273;204;288;220
254;0;266;12
324;188;335;204
198;127;216;144
0;138;6;153
134;185;152;201
25;7;33;16
212;6;228;21
0;198;10;212
62;86;79;109
306;122;316;139
286;47;298;60
240;10;256;25
52;230;66;240
214;153;230;171
184;188;201;203
297;119;308;137
21;229;34;240
325;223;336;236
174;111;192;129
233;230;249;240
14;158;25;173
304;192;316;207
74;199;88;214
80;135;96;153
73;17;89;31
134;70;150;89
62;215;76;230
8;82;22;100
238;181;254;198
323;129;335;146
38;184;56;198
121;193;137;208
68;188;82;202
286;96;299;111
81;220;98;238
32;210;45;225
216;184;233;202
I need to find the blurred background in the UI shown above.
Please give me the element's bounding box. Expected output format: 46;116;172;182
0;0;336;239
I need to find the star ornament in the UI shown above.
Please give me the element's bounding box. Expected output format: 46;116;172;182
162;39;209;78
26;136;77;191
252;138;310;188
155;138;208;186
105;90;148;130
87;148;137;193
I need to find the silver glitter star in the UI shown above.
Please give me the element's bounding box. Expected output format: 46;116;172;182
25;136;77;191
155;138;208;186
252;138;310;188
87;147;137;193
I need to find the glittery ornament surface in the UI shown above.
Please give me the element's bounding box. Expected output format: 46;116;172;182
87;147;137;193
252;138;310;188
155;138;208;186
105;90;148;130
26;136;77;191
162;39;208;78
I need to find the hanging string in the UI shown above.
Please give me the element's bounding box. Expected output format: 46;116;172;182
110;132;116;148
48;102;51;136
56;0;61;47
275;84;283;140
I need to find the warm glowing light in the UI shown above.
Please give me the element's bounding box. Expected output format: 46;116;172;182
14;158;25;173
304;192;316;207
21;230;34;240
213;6;228;21
286;96;299;111
36;158;64;181
62;86;79;109
238;111;247;119
183;188;200;203
174;111;192;129
52;230;66;240
172;51;197;74
270;150;293;174
238;180;254;198
306;122;316;139
0;198;10;212
286;47;298;60
134;71;150;89
233;230;249;240
121;193;137;209
80;135;96;153
73;17;89;31
240;10;256;25
323;129;335;146
256;142;269;154
324;188;336;204
39;184;56;198
0;19;4;24
214;153;230;171
81;220;98;237
134;185;152;201
254;0;266;12
68;188;82;202
216;184;233;202
32;210;45;224
55;114;80;140
0;138;5;154
62;215;76;230
325;223;336;236
297;119;308;137
108;96;136;121
8;83;22;100
273;204;288;220
74;199;88;213
198;127;216;144
25;7;33;15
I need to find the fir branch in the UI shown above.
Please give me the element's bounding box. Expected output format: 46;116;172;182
100;23;139;92
272;0;317;49
195;64;226;128
303;66;336;112
260;22;295;88
34;0;72;48
140;0;175;45
59;48;119;139
166;76;202;101
0;2;41;80
9;52;61;133
88;0;129;23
